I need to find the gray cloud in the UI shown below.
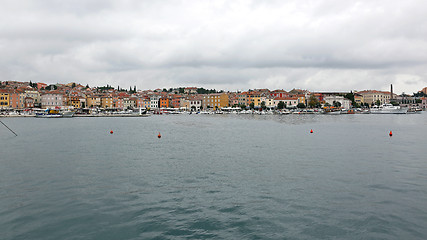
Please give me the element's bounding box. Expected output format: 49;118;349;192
1;0;426;93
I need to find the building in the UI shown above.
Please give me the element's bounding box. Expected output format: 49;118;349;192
188;96;202;111
113;96;124;110
8;91;21;109
123;97;136;109
25;90;41;107
357;90;394;105
202;93;229;110
150;95;160;109
0;90;10;109
324;95;352;109
142;97;150;109
37;82;48;90
41;92;63;108
421;97;427;109
260;97;276;108
180;99;190;110
270;90;289;98
86;96;101;108
228;93;239;107
159;98;170;108
354;93;363;106
24;97;34;108
68;96;83;109
296;94;306;105
136;97;147;108
184;87;198;94
170;96;181;109
237;92;248;106
101;96;114;109
274;97;299;108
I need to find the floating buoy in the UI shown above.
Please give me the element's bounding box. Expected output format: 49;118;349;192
158;132;161;138
310;129;313;133
110;130;113;134
389;131;392;137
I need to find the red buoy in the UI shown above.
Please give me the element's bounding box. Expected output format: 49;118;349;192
389;131;392;137
110;130;113;134
158;132;161;138
310;129;313;133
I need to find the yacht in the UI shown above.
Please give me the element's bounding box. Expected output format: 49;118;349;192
61;110;75;118
370;104;407;114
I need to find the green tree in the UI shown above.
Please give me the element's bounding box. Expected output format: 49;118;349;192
239;104;246;109
249;102;255;109
414;91;427;97
47;84;57;90
344;92;357;107
375;100;381;106
297;103;306;108
308;95;319;108
277;101;285;109
72;83;76;88
260;101;266;110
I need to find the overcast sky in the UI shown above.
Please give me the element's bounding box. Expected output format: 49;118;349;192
1;0;426;93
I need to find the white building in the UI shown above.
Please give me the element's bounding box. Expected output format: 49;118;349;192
260;97;276;108
150;95;160;109
274;97;299;108
324;95;352;109
189;98;202;111
123;97;136;109
41;92;63;108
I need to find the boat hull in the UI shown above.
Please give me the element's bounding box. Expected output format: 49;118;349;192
370;109;407;114
35;114;63;118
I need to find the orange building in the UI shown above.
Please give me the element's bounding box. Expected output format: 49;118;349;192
101;96;114;109
202;93;229;110
159;98;170;108
9;91;21;109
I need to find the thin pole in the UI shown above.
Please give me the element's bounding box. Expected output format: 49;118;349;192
0;120;18;137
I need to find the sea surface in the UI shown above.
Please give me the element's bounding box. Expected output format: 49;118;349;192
1;113;427;240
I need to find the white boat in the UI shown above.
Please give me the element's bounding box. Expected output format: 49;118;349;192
325;110;341;115
35;109;63;118
61;110;75;118
407;107;422;114
370;104;407;114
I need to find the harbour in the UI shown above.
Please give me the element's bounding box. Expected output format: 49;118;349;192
1;113;427;239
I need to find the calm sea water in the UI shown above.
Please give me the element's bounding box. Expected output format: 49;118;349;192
1;113;427;239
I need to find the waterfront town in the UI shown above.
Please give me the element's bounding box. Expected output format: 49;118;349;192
0;80;426;115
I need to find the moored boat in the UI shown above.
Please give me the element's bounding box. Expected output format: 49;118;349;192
61;110;75;118
35;109;63;118
370;104;407;114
